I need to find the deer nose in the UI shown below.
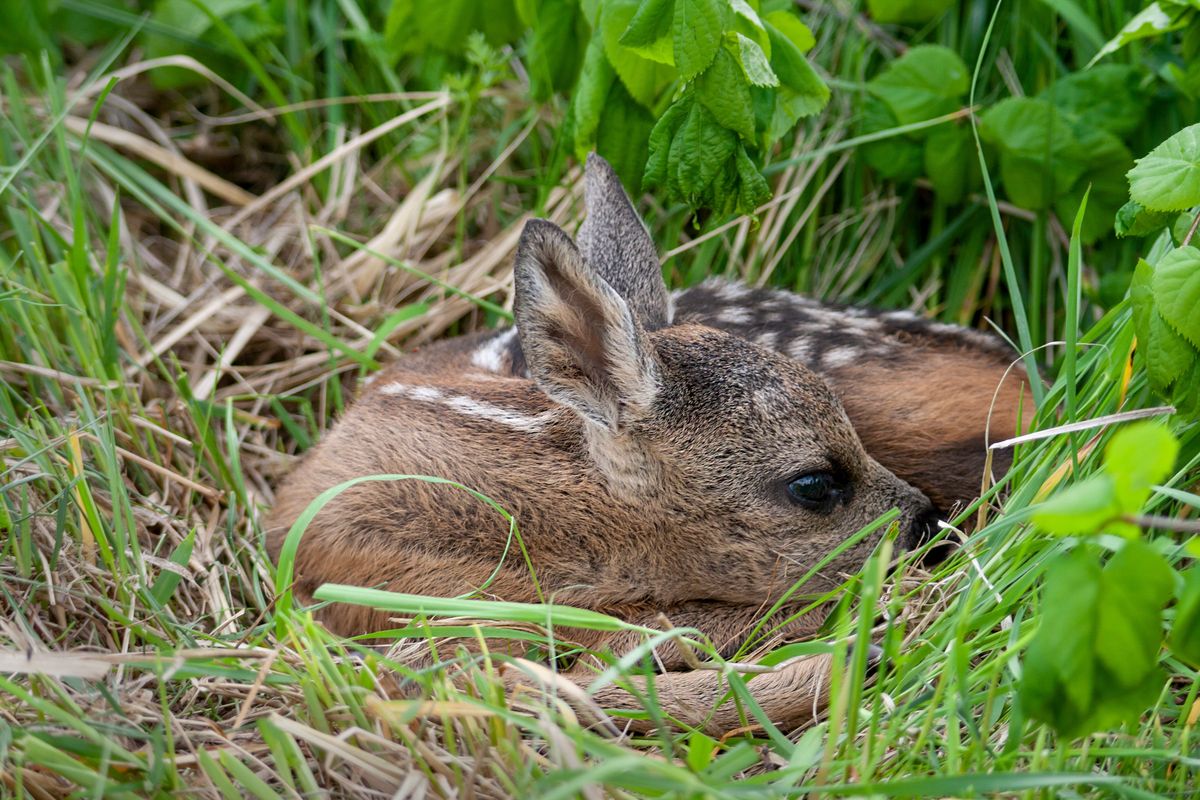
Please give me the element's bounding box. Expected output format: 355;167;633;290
905;507;941;549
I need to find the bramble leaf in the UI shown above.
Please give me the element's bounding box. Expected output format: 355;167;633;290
866;45;968;125
1130;258;1195;392
732;32;778;87
698;46;756;140
979;98;1089;211
601;0;675;107
673;0;724;80
1033;474;1122;536
1128;123;1200;212
1115;200;1176;238
618;0;674;64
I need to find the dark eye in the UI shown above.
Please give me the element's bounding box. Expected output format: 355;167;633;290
787;471;845;513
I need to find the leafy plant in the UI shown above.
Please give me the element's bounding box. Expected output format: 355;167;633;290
1022;422;1191;739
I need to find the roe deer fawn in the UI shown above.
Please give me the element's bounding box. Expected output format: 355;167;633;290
267;155;1028;734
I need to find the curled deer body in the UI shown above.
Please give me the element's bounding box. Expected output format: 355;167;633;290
267;155;1028;734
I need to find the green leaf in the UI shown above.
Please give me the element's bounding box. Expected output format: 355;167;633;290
763;21;829;118
698;47;757;140
1130;258;1196;392
572;33;617;159
866;45;968;125
618;0;675;64
762;10;815;53
979;98;1088;211
1128;123;1200;212
671;100;737;199
734;143;771;214
1115;200;1176;238
596;81;655;195
602;0;676;107
1094;540;1173;685
1033;474;1122;536
866;0;955;24
524;0;588;100
1105;421;1180;511
644;95;692;189
1054;126;1132;245
860;98;924;182
673;0;724;80
924;123;973;203
1170;566;1200;666
732;32;778;87
0;0;56;58
1039;65;1147;138
1151;245;1200;347
1093;2;1190;63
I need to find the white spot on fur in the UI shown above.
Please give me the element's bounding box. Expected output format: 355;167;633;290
719;306;752;325
788;339;813;361
362;372;381;387
379;381;554;432
823;346;859;367
757;330;779;349
470;328;518;373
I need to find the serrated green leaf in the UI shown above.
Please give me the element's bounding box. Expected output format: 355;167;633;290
734;143;770;214
1034;474;1121;535
732;32;778;87
618;0;675;64
1093;2;1190;63
698;47;756;140
1129;123;1200;212
1170;566;1200;666
1151;245;1200;347
762;10;815;53
866;45;968;125
673;0;724;80
644;95;691;188
1116;200;1176;238
866;0;955;24
670;100;737;199
1131;258;1196;392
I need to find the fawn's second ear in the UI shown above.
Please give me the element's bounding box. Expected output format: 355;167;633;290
576;153;671;331
513;218;660;433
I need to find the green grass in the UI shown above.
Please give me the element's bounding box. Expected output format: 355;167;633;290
2;0;1199;797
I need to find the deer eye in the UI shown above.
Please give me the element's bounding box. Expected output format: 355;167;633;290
787;471;846;513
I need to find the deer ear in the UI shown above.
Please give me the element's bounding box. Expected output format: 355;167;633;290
513;218;660;432
576;153;671;331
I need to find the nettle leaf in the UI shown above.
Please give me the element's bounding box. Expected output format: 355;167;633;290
1116;200;1176;238
1131;258;1196;392
979;98;1088;211
732;32;778;87
698;46;756;140
673;0;724;80
618;0;674;64
1039;65;1147;138
1021;543;1172;739
1171;566;1200;666
1128;123;1200;212
1151;245;1200;347
866;45;968;125
734;143;770;213
865;0;955;25
645;97;691;189
601;0;675;107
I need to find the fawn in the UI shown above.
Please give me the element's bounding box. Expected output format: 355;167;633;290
267;156;1029;734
